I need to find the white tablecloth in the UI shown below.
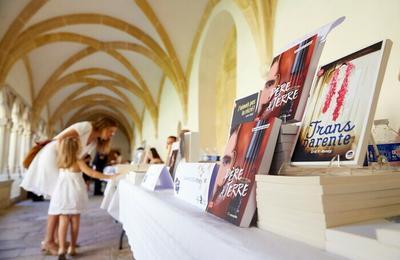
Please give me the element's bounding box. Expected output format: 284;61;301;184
116;179;344;260
101;176;124;221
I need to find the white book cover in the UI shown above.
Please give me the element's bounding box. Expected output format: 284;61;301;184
292;40;392;165
173;162;218;210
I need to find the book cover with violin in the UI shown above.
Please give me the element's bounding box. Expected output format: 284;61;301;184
257;34;319;123
207;117;281;227
292;40;392;165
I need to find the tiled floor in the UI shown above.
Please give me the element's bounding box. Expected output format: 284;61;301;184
0;196;134;260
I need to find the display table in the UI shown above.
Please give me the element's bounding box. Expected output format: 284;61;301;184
115;179;343;260
101;178;121;220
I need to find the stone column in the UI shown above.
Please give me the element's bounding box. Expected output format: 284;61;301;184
8;99;20;174
8;123;18;174
24;127;32;156
19;107;31;171
0;118;7;175
2;121;11;176
16;125;24;174
19;126;31;172
0;89;8;177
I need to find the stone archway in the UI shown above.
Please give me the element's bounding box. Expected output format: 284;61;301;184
197;11;236;153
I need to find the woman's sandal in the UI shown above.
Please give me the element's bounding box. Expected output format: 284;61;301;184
67;246;77;256
58;252;67;260
54;240;71;248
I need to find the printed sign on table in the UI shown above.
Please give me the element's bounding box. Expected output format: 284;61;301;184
141;164;173;191
173;162;218;210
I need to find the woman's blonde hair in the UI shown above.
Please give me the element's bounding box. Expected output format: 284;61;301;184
91;117;118;154
57;137;81;169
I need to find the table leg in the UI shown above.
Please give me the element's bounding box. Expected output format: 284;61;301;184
119;229;126;250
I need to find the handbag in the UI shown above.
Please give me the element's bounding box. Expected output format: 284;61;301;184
23;139;53;169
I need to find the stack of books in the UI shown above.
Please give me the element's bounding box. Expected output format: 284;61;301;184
326;219;400;259
376;217;400;248
255;169;400;248
269;125;299;175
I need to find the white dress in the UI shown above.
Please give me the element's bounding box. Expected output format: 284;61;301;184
20;121;96;197
48;169;89;215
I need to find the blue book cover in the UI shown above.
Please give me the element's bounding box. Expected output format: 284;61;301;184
367;143;400;162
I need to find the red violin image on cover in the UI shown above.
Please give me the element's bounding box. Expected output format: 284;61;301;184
257;34;318;123
207;117;281;227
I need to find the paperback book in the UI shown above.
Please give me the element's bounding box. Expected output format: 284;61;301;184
257;34;318;123
256;170;400;248
368;143;400;164
229;92;259;135
207;117;281;227
257;17;345;124
292;40;392;165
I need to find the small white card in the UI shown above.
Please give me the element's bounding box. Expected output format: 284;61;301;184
141;164;173;191
173;162;218;210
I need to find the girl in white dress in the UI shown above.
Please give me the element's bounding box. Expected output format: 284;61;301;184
49;137;117;258
20;117;118;254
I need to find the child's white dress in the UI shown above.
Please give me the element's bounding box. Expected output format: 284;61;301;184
48;168;89;215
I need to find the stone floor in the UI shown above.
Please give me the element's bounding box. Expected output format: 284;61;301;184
0;196;134;260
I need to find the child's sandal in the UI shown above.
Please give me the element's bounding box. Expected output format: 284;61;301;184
41;241;58;255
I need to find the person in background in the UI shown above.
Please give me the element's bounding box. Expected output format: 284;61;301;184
133;147;145;165
165;136;177;164
179;129;190;161
82;154;92;191
48;137;118;257
20;117;118;254
115;151;122;164
92;152;108;195
146;147;164;164
108;149;122;165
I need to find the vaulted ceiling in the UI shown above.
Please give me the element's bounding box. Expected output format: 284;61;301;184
0;0;209;141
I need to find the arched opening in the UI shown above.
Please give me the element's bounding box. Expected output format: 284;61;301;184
198;11;236;154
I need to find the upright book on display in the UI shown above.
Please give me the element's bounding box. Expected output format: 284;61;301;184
292;40;392;165
257;34;318;123
257;17;345;124
207;117;281;227
229;92;259;135
207;17;345;227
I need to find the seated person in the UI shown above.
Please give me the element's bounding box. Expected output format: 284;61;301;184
165;135;177;164
108;149;122;165
146;147;164;164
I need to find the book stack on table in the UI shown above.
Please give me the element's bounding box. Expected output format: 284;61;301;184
268;125;299;175
255;168;400;248
326;218;400;259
